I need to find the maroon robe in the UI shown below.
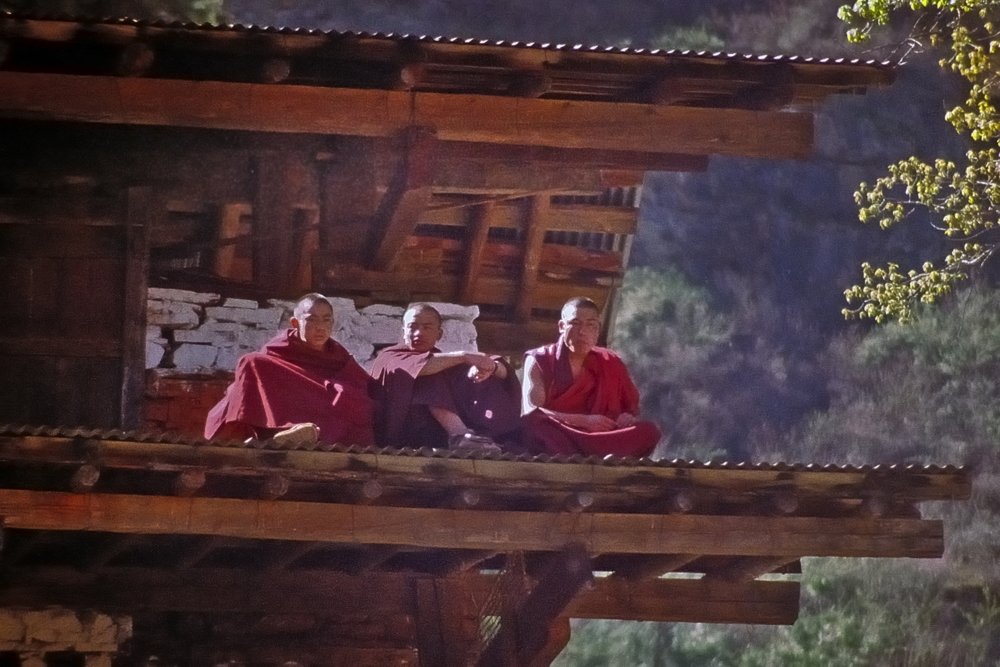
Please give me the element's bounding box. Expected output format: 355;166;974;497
523;340;660;458
370;344;522;449
205;330;375;446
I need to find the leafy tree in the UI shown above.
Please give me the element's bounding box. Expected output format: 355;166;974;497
839;0;1000;323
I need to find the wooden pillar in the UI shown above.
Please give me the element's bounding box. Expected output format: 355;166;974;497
319;137;380;262
459;202;494;304
120;186;150;431
516;194;549;322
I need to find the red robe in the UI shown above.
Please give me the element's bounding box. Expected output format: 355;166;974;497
523;340;660;458
370;344;522;449
205;330;375;446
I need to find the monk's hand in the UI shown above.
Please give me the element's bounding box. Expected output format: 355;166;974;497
578;414;617;432
616;413;637;428
466;353;497;383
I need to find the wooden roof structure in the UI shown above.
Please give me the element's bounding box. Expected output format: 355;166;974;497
0;425;971;667
0;14;956;667
0;13;895;353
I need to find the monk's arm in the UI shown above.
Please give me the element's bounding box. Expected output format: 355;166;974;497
418;351;502;378
522;356;616;432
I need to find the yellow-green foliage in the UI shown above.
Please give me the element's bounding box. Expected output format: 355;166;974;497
840;0;1000;323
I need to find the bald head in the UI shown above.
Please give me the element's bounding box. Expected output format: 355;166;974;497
291;293;334;351
403;303;443;353
560;297;599;321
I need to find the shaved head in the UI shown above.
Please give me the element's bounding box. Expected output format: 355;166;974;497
294;293;333;319
404;302;443;326
560;297;599;320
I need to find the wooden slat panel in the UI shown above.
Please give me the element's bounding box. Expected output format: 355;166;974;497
0;337;122;357
0;489;944;558
437;141;710;171
0;72;815;159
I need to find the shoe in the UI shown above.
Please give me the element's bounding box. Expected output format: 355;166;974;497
448;431;502;455
272;423;320;448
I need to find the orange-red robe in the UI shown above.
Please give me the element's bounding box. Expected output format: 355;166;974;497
205;330;375;446
523;341;660;458
370;344;522;449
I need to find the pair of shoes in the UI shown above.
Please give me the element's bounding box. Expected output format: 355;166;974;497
272;422;320;448
448;431;502;455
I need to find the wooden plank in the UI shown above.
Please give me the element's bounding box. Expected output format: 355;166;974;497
432;160;636;195
458;203;494;304
213;203;253;281
318;261;609;312
0;566;800;626
0;435;972;504
191;643;420;667
120;187;150;431
319;137;380;261
366;128;439;271
437;141;710;172
0;489;945;558
518;195;549;322
0;72;816;159
422;201;638;235
416;579;447;667
703;556;800;583
607;553;700;581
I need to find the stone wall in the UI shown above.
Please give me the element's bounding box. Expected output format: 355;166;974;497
146;288;481;374
0;608;131;667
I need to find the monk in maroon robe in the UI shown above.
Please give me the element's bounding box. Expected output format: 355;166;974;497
522;297;661;458
370;303;522;450
205;293;375;447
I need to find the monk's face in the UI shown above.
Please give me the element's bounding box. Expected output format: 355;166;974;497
559;304;601;356
291;300;335;351
403;307;442;353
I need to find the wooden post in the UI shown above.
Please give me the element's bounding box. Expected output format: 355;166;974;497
319;137;381;261
516;194;549;322
120;186;150;432
459;202;494;304
416;578;448;667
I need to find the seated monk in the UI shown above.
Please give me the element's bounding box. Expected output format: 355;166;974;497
205;293;375;447
522;297;661;458
370;303;522;451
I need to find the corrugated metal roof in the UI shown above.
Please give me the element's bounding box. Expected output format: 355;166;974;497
0;423;965;472
0;11;894;67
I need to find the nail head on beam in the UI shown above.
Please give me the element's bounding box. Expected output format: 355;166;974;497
175;469;206;497
772;490;798;515
71;464;101;493
672;490;695;513
262;475;289;501
361;479;383;501
262;58;291;84
118;42;154;77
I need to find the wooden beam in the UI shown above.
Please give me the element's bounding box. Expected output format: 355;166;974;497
517;195;549;322
191;643;419;667
432;160;639;194
477;543;592;667
421;200;638;235
366;127;439;271
0;489;945;558
607;553;700;581
0;566;800;625
120;187;150;432
416;579;448;667
435;142;709;172
174;535;226;571
0;72;816;159
703;556;800;583
82;534;142;572
251;154;295;294
0;435;972;504
266;540;325;572
458;203;493;304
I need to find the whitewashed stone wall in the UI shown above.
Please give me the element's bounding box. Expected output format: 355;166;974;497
147;288;480;374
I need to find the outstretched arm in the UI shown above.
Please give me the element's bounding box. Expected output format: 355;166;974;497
418;350;502;378
522;355;616;432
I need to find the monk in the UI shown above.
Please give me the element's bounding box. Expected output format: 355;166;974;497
205;293;375;447
522;297;661;458
370;303;522;451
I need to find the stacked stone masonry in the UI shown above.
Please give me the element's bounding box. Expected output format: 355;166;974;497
147;288;481;374
0;608;131;667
